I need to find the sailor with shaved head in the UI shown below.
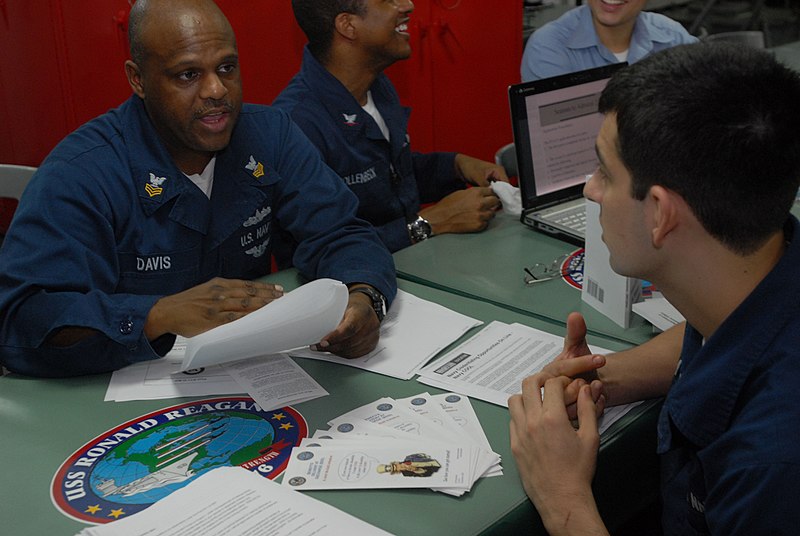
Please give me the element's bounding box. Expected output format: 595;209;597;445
0;0;396;377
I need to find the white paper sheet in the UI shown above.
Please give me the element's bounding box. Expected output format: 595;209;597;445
290;289;483;380
416;321;640;434
181;278;348;371
632;296;685;332
105;338;244;402
222;353;328;412
74;466;391;536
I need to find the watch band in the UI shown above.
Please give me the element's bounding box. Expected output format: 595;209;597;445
349;286;387;323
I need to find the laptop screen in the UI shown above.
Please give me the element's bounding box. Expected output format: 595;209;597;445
509;64;626;210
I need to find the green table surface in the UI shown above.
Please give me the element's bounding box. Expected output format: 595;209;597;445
393;212;656;346
0;276;661;536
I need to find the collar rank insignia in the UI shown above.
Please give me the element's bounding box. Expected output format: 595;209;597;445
343;113;358;126
246;155;265;178
145;173;167;197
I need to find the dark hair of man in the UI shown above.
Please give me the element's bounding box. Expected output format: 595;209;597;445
599;42;800;255
291;0;367;62
128;0;148;65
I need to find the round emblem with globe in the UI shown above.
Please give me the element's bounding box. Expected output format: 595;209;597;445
52;397;306;524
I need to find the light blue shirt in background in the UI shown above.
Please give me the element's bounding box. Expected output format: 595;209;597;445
521;5;698;81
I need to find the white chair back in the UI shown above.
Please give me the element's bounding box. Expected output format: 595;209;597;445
0;164;37;200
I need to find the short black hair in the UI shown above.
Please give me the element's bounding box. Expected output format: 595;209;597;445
599;42;800;254
128;0;148;65
291;0;366;61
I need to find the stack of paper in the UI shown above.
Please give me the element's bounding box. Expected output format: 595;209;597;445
281;392;501;497
106;337;328;411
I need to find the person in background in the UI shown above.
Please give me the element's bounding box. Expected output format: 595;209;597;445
521;0;697;81
0;0;396;378
509;43;800;534
273;0;507;254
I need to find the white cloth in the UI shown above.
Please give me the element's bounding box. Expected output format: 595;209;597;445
491;181;522;216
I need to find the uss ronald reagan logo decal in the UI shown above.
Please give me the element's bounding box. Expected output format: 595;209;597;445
52;397;307;524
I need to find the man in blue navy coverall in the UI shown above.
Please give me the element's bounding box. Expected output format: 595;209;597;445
273;0;508;253
509;43;800;535
0;0;396;378
521;0;696;81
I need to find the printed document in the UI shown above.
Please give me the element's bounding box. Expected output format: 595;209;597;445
105;338;244;402
632;296;685;332
416;321;639;434
222;354;328;412
74;466;391;536
290;290;482;380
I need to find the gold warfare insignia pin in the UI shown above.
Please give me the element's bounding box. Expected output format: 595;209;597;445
246;156;265;178
145;173;167;197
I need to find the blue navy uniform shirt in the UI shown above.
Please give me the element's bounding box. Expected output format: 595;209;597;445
521;5;697;81
273;47;463;253
0;96;396;377
657;217;800;534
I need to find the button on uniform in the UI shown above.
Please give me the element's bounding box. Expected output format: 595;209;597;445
119;318;134;335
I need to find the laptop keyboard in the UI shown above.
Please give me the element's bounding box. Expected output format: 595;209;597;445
548;204;586;232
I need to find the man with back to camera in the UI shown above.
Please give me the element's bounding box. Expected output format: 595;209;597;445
521;0;697;81
273;0;509;254
0;0;396;378
509;43;800;534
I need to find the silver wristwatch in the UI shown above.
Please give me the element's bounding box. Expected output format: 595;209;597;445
349;286;387;323
407;215;433;243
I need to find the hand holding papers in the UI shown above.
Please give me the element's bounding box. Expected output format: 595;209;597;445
181;278;348;371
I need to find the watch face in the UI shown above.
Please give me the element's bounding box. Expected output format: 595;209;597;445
410;217;432;241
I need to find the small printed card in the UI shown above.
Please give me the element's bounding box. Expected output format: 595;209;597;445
282;392;502;497
281;444;475;491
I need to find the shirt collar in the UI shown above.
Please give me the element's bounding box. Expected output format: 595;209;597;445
658;217;800;451
566;8;674;58
299;46;409;143
566;6;604;50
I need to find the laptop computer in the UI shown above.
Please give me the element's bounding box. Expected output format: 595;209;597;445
509;63;626;245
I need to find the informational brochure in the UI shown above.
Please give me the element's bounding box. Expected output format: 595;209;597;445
293;392;502;497
416;321;640;434
290;289;483;380
74;466;392;536
416;392;503;477
282;443;475;492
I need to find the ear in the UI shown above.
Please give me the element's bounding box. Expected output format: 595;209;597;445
125;60;146;99
649;185;679;248
334;12;358;41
